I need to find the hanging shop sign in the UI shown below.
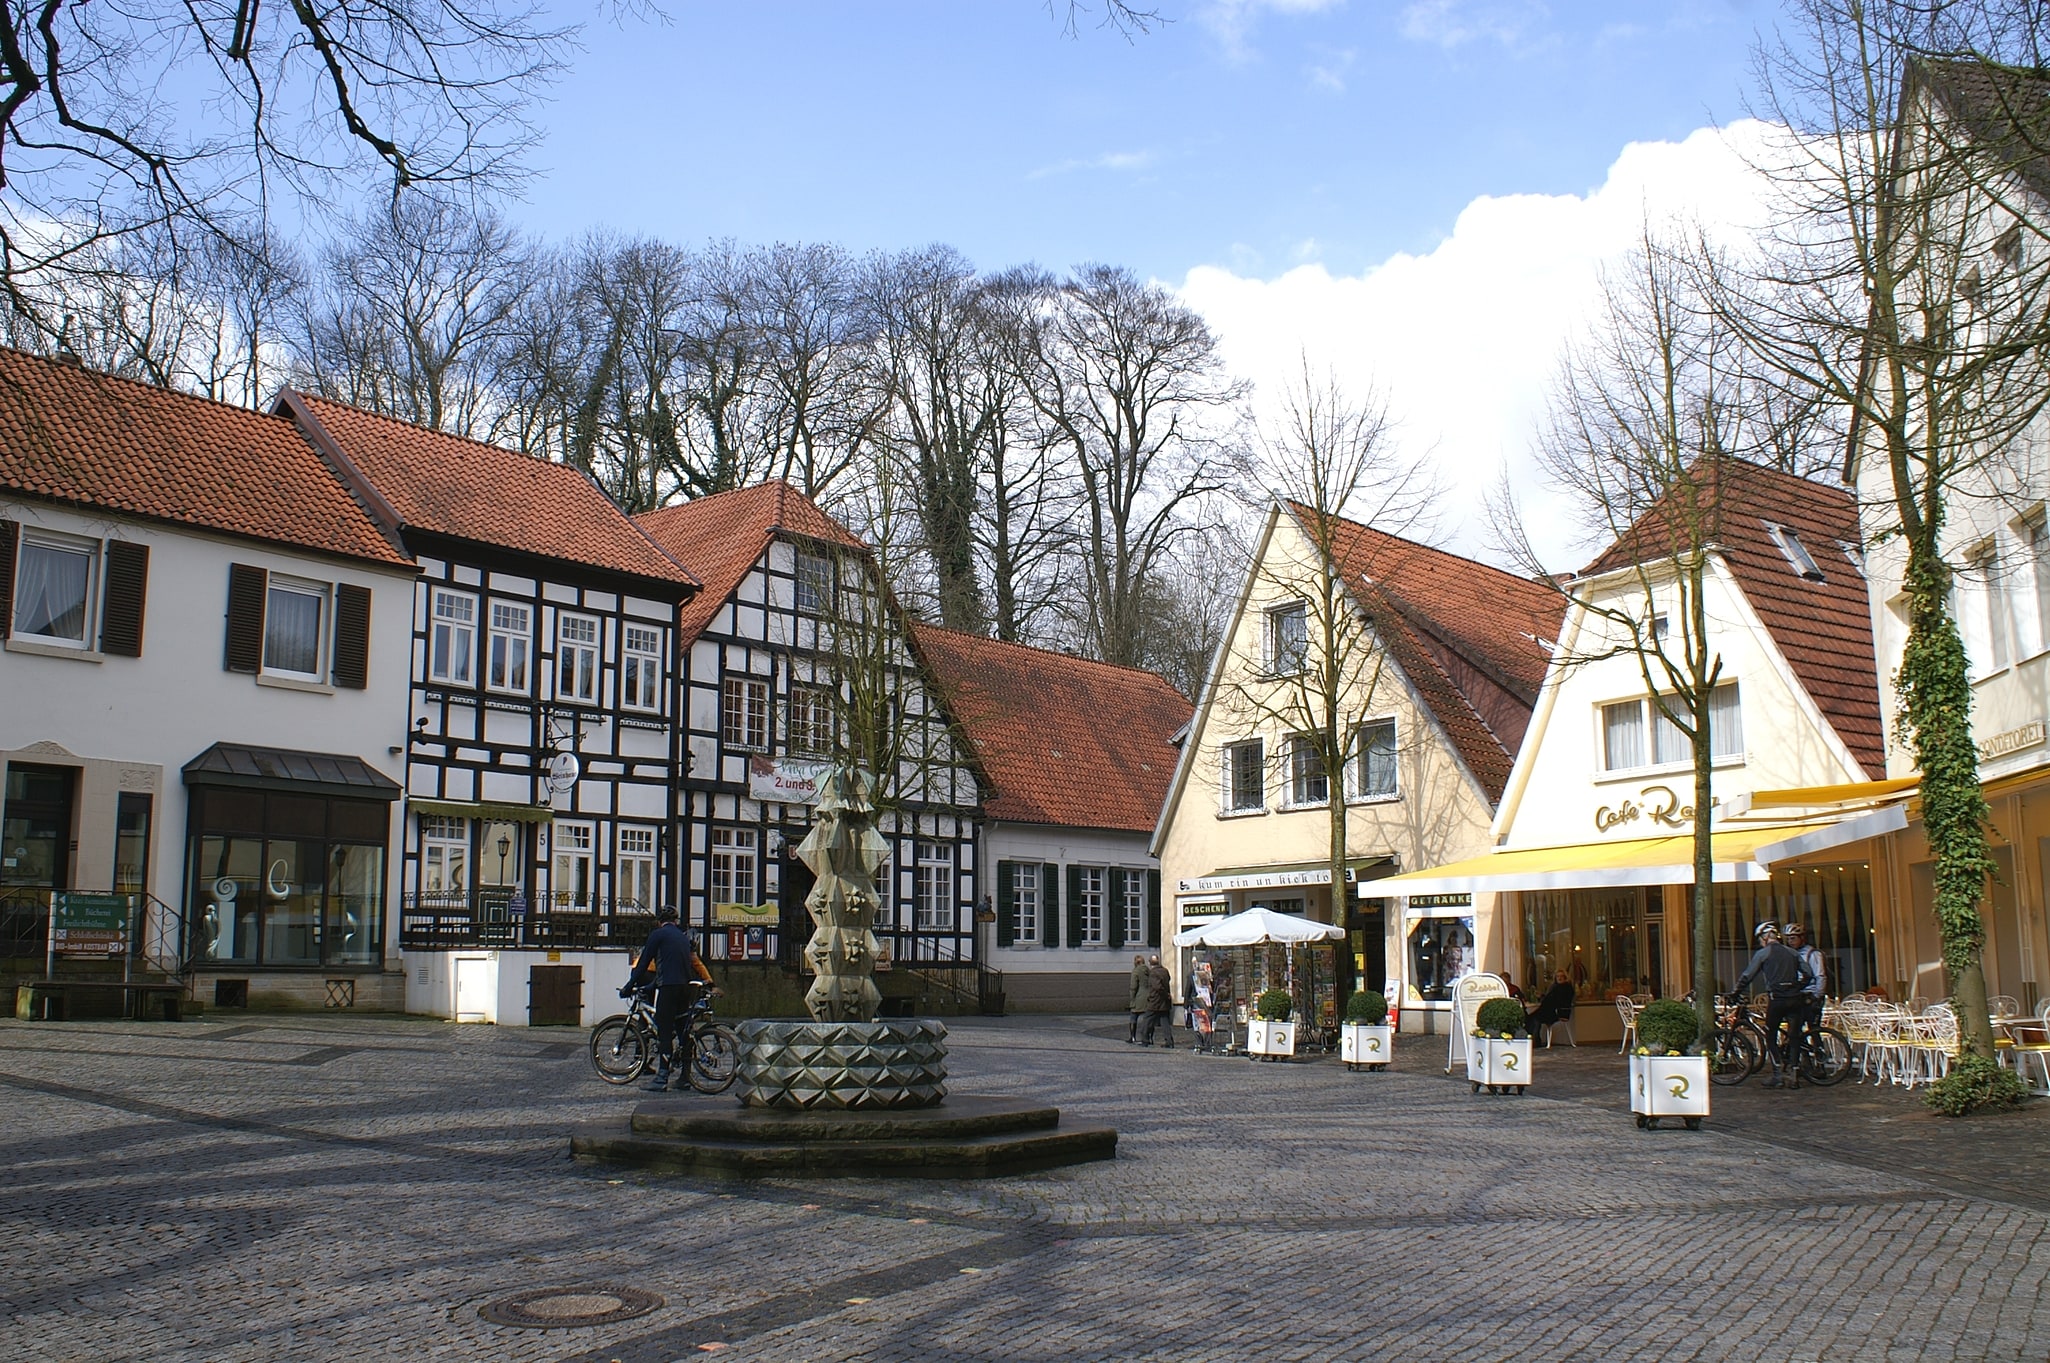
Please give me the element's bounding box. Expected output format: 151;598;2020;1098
748;757;832;805
1404;892;1471;915
1178;899;1230;920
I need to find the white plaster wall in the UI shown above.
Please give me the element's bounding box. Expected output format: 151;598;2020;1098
987;822;1157;974
403;947;633;1026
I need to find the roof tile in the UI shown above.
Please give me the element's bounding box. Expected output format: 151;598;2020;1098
635;481;866;646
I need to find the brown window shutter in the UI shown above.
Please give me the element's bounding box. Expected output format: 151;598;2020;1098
224;563;266;673
0;519;16;639
331;583;372;689
100;540;149;657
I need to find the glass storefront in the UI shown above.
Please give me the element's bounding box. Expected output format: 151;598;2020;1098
1523;887;1647;1003
1406;914;1474;1004
1713;863;1876;996
187;787;389;968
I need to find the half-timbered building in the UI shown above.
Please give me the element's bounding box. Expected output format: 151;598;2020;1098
279;395;699;1001
635;483;985;996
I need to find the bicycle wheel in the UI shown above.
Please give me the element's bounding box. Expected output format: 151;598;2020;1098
1799;1026;1854;1087
1740;1023;1773;1075
689;1021;741;1094
1707;1027;1759;1086
590;1016;651;1084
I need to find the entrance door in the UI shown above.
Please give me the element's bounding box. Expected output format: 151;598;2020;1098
454;956;492;1022
781;852;816;968
2;763;76;889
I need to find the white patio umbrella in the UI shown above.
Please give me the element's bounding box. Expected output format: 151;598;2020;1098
1171;905;1344;947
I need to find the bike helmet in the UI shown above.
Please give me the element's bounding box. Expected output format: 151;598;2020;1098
1754;921;1780;940
657;905;680;922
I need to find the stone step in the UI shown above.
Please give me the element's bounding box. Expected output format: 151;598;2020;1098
630;1093;1062;1142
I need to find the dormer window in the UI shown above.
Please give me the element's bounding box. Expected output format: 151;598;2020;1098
1765;523;1825;581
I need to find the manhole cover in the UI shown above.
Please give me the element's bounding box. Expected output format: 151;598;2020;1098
479;1285;663;1329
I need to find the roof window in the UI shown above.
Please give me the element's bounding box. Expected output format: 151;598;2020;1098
1764;523;1826;582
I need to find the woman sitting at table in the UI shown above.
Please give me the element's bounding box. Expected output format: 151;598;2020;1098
1525;972;1575;1035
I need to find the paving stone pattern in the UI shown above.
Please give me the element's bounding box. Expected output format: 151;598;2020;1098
3;1015;2049;1362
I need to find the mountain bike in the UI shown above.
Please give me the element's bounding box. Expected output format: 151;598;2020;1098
1710;996;1851;1087
589;981;740;1093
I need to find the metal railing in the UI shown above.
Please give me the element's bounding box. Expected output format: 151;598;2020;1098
399;892;655;950
2;887;184;982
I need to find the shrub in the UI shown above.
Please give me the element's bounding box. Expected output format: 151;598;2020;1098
1346;989;1388;1025
1474;997;1526;1037
1924;1053;2029;1117
1635;999;1698;1054
1255;988;1293;1021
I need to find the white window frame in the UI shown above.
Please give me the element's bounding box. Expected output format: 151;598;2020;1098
552;820;595;909
1222;739;1265;814
429;588;477;685
915;840;954;931
12;529;99;648
420;816;469;896
711;826;759;907
620;623;662;712
1348;717;1399;800
1120;870;1145;946
556;612;601;704
261;575;329;682
1011;863;1040;946
723;675;771;751
795;547;835;615
1765;522;1826;581
1265;601;1308;674
2023;511;2050;660
487;601;531;695
1286;734;1328;807
1601;684;1743;774
617;825;658;910
787;684;835;755
1076;865;1106;946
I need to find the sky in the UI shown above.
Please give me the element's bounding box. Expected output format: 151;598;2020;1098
515;0;1791;566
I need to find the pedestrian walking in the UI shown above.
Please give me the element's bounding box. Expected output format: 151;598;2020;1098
1141;954;1175;1047
1191;965;1216;1054
1127;954;1149;1044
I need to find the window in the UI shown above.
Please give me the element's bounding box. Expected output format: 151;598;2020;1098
916;841;954;930
430;589;476;684
421;816;469;897
1266;602;1308;673
1287;735;1328;806
13;531;95;645
723;676;771;751
1223;739;1265;812
488;602;530;694
1971;543;2014;671
711;827;759;906
552;820;594;908
795;548;835;615
1764;523;1826;581
2026;515;2050;656
1602;684;1743;771
1995;223;2026;271
186;788;387;968
113;792;152;896
1351;718;1398;799
262;577;327;680
1011;863;1041;946
1076;866;1106;945
618;826;658;910
1120;870;1145;946
557;613;600;703
787;685;836;755
621;624;662;711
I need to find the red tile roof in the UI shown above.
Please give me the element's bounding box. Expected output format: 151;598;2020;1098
1583;460;1883;779
286;394;694;589
634;481;867;646
1291;505;1566;804
0;348;407;566
912;623;1193;833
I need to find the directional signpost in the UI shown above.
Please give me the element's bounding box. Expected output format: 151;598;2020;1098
48;893;131;977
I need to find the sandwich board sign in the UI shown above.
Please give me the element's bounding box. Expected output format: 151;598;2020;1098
1446;972;1509;1075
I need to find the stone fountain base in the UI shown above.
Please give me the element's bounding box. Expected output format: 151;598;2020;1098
734;1018;949;1109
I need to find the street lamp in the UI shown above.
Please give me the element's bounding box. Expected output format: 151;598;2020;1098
497;835;511;887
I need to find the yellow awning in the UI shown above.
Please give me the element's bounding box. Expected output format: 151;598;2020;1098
1721;778;1918;816
1379;806;1906;898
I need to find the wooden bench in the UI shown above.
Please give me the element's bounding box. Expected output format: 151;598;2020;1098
15;979;184;1022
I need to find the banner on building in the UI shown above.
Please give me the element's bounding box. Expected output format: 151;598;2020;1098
712;901;778;926
748;757;832;805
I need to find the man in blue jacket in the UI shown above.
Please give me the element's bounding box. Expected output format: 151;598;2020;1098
1729;921;1815;1088
631;906;719;1092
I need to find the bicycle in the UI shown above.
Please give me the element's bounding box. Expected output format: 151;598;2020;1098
589;981;740;1093
1709;996;1850;1087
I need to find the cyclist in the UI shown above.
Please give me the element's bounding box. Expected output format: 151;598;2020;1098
630;906;720;1092
1785;922;1827;1072
1728;921;1814;1088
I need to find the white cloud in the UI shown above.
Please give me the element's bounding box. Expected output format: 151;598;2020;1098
1028;149;1156;180
1201;0;1347;61
1399;0;1551;50
1175;119;1789;570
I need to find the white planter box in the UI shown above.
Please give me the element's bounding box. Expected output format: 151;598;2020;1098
1630;1054;1710;1126
1469;1036;1532;1092
1341;1023;1393;1070
1248;1019;1297;1058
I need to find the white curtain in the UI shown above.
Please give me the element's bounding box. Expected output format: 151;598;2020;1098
14;541;90;640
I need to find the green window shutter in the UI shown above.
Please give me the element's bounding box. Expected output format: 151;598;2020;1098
1041;862;1060;948
1067;864;1085;949
331;582;372;689
224;563;266;674
995;860;1017;949
1106;868;1126;950
1146;869;1162;947
99;540;149;657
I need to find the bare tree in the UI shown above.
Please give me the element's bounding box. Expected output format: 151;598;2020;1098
748;242;883;502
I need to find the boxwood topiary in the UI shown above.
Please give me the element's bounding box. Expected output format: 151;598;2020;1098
1346;989;1388;1025
1474;997;1526;1037
1255;988;1293;1021
1635;999;1698;1054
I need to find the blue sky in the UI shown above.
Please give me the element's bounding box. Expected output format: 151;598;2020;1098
524;1;1770;282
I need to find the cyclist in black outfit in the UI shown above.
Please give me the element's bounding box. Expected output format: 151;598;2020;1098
1729;921;1815;1088
630;907;719;1092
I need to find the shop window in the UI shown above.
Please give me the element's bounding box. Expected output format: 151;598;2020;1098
1287;736;1327;806
712;827;759;907
1222;739;1264;813
1406;916;1473;1003
1350;719;1397;799
621;625;662;711
723;676;770;751
916;841;955;931
1710;865;1875;997
618;825;658;910
187;788;387;968
556;613;601;704
1522;887;1644;1002
113;792;152;896
488;602;530;694
429;588;476;685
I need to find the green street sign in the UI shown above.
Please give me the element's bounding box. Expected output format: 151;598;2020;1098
51;893;130;956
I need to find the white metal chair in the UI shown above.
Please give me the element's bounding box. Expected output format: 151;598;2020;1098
1539;1003;1576;1048
1616;996;1641;1054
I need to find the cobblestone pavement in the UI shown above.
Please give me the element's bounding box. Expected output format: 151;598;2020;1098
4;1013;2049;1363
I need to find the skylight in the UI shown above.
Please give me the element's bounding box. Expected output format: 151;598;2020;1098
1765;523;1826;582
